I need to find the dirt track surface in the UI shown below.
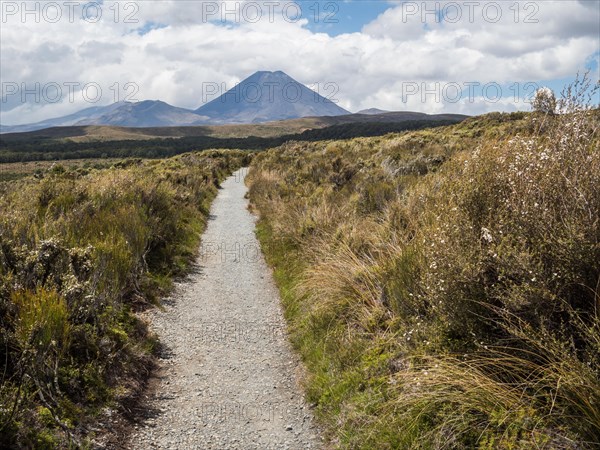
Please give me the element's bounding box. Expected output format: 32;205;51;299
127;169;321;449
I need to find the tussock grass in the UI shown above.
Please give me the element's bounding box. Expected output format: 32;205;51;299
248;76;600;448
0;150;249;447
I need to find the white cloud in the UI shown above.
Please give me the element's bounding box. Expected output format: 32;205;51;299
1;0;598;124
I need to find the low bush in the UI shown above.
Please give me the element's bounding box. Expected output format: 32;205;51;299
0;150;248;447
248;76;599;448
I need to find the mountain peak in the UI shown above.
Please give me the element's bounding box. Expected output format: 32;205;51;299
195;71;350;124
252;70;286;75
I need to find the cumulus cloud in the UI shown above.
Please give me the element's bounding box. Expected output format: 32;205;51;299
0;0;598;124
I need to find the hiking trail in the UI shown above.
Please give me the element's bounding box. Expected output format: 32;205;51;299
127;168;321;449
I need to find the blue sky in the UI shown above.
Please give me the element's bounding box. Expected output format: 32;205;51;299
134;1;393;36
298;1;393;34
299;0;598;102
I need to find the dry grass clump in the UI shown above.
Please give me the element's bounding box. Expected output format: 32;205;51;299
248;75;599;448
0;150;248;447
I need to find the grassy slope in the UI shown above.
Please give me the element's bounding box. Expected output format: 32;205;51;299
0;119;327;142
0;159;127;182
0;150;250;448
0;119;465;164
1;112;469;143
247;103;600;449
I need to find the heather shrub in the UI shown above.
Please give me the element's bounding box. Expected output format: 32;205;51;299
0;150;247;447
388;76;600;447
248;76;600;448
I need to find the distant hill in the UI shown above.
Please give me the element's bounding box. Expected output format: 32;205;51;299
1;71;353;133
357;108;390;115
0;111;469;142
79;100;209;127
0;109;473;163
0;101;207;133
195;71;350;124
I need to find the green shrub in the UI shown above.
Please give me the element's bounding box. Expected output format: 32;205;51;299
248;76;600;448
0;149;248;447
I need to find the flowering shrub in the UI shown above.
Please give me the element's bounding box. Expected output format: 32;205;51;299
0;150;247;447
531;86;557;114
248;75;599;448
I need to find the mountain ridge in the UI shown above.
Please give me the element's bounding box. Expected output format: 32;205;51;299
1;71;351;133
1;71;464;134
0;111;470;142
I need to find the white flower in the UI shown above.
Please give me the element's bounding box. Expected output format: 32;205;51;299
481;227;493;243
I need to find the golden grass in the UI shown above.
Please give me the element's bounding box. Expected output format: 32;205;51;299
247;76;600;448
0;150;248;447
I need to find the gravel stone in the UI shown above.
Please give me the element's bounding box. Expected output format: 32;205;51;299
127;169;322;449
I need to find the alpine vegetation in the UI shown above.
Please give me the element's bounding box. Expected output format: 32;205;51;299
247;76;600;449
0;150;249;447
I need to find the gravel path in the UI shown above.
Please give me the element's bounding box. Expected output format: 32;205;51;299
127;169;321;450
